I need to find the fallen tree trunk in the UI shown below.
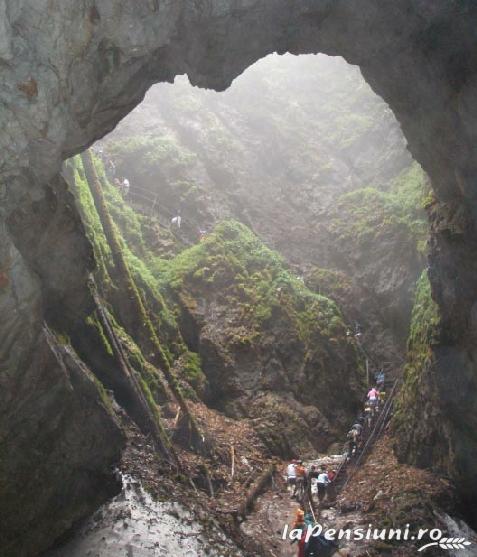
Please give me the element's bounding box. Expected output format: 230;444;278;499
80;149;206;454
94;292;178;465
237;464;276;519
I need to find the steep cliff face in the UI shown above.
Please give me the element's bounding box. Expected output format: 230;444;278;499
156;220;364;455
2;0;477;546
395;207;477;525
102;53;427;358
67;154;365;454
0;231;124;557
393;271;447;468
324;163;429;341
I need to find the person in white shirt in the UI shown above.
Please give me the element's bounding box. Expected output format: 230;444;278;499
121;177;130;196
286;461;297;493
316;467;330;501
171;215;182;228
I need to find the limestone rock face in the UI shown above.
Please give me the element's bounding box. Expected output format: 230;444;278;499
165;221;364;457
0;233;124;557
1;0;477;547
102;54;424;357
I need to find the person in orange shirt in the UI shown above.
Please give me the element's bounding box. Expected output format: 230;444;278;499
291;508;307;557
295;461;307;498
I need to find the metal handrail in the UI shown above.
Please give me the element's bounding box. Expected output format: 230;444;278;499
339;379;400;493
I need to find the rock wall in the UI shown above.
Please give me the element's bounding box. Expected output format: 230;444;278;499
158;220;364;456
101;53;426;356
0;230;124;557
2;0;477;545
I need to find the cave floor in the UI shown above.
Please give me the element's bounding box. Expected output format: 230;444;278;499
240;433;474;557
43;406;474;557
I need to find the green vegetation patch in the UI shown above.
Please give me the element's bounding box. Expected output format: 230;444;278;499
67;153;209;400
156;219;348;343
330;162;430;254
394;270;440;428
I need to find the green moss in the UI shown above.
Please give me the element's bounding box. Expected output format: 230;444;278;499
394;271;440;427
53;331;71;346
85;314;114;356
138;376;174;451
157;219;348;345
305;268;353;300
177;352;207;398
69;155;113;287
91;374;114;414
69;154;180;348
112;317;169;404
331;162;429;254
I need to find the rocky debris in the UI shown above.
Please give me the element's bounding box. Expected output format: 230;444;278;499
337;434;460;555
67;403;278;557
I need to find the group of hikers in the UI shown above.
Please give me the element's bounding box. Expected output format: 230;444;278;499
346;375;386;459
286;462;337;504
92;144;211;241
285;370;387;499
284;371;388;556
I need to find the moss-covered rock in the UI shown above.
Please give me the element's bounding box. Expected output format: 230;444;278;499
393;271;450;469
66;154;365;457
155;220;365;456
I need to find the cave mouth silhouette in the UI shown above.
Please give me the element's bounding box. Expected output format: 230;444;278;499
3;3;477;551
86;48;475;524
96;51;425;354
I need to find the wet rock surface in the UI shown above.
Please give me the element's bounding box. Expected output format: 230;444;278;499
44;475;244;557
0;231;125;557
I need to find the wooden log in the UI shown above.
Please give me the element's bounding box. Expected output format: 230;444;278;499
94;293;178;466
173;407;181;427
237;464;275;519
81;149;206;455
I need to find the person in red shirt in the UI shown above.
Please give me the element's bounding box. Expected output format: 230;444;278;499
326;469;337;502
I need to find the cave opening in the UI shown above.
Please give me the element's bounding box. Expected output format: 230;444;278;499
58;52;438;477
4;3;477;553
57;51;477;540
82;52;429;381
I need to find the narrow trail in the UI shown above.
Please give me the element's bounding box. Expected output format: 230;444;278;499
91;150;203;243
240;380;398;557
